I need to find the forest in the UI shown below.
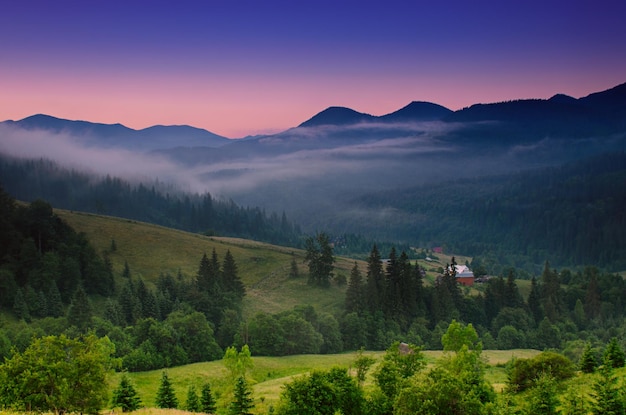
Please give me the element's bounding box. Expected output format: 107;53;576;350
2;151;626;274
1;186;626;365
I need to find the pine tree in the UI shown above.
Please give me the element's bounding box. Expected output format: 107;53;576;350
122;260;131;279
155;371;178;409
200;382;217;414
579;342;597;373
288;257;299;279
603;337;625;369
228;376;254;415
592;363;625;415
345;262;364;314
527;373;559;415
584;269;601;320
185;385;200;412
47;280;64;317
13;287;30;322
527;276;542;323
365;245;384;314
222;249;245;299
111;373;142;412
67;284;93;331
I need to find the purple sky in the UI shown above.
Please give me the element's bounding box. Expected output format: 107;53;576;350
1;0;625;137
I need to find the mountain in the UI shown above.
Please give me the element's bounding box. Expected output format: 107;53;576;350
298;101;452;127
380;101;453;122
2;82;625;274
1;114;230;151
298;107;375;127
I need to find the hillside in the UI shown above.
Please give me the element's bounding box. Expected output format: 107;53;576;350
55;209;358;318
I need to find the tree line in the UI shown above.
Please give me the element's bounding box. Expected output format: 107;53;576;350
0;155;302;247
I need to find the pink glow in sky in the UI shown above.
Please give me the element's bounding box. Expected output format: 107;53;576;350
1;1;625;138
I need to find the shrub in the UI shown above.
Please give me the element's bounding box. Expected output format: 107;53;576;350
507;351;575;392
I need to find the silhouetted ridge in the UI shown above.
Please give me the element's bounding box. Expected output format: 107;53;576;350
299;107;375;127
380;101;452;122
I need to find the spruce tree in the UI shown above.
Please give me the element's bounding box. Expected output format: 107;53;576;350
579;342;597;373
13;287;30;322
47;280;64;317
527;276;542;323
288;257;299;278
365;244;384;314
111;373;142;412
228;376;254;415
155;371;178;409
592;363;625;415
122;260;131;279
200;382;217;414
67;284;92;331
603;337;625;369
185;385;200;412
222;249;245;299
345;262;364;314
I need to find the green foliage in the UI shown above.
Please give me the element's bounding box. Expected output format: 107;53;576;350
507;351;575;393
185;385;200;412
603;337;625;369
224;344;254;381
111;373;142;412
526;373;559;415
373;341;426;400
277;367;363;415
304;232;335;287
66;284;93;331
200;382;217;414
591;364;625;415
394;366;487;415
353;347;377;385
579;342;597;373
229;376;255;415
0;334;115;415
155;371;178;409
442;319;481;352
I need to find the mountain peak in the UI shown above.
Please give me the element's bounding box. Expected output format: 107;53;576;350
380;101;452;122
298;107;375;127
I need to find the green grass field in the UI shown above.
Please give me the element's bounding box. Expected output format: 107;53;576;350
56;210;360;317
111;348;541;413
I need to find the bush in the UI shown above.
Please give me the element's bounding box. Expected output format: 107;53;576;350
507;351;575;392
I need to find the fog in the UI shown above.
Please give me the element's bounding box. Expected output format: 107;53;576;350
1;120;610;233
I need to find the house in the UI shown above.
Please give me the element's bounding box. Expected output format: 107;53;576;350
454;264;475;286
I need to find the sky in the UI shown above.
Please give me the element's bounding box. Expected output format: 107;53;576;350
1;0;626;138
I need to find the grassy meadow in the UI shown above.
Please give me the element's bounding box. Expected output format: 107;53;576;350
56;210;361;317
110;348;541;413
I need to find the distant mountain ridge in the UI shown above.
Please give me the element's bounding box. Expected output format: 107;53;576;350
1;114;230;151
0;83;626;153
298;101;453;127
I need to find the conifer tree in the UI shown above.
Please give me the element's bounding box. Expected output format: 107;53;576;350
122;260;131;279
345;262;364;314
603;337;625;369
592;363;625;415
111;373;142;412
579;342;597;373
228;376;254;415
155;371;178;409
185;385;200;412
47;280;64;317
584;270;601;320
222;249;245;299
13;287;30;322
200;382;217;414
67;284;93;331
527;276;542;323
288;257;299;278
365;245;384;314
